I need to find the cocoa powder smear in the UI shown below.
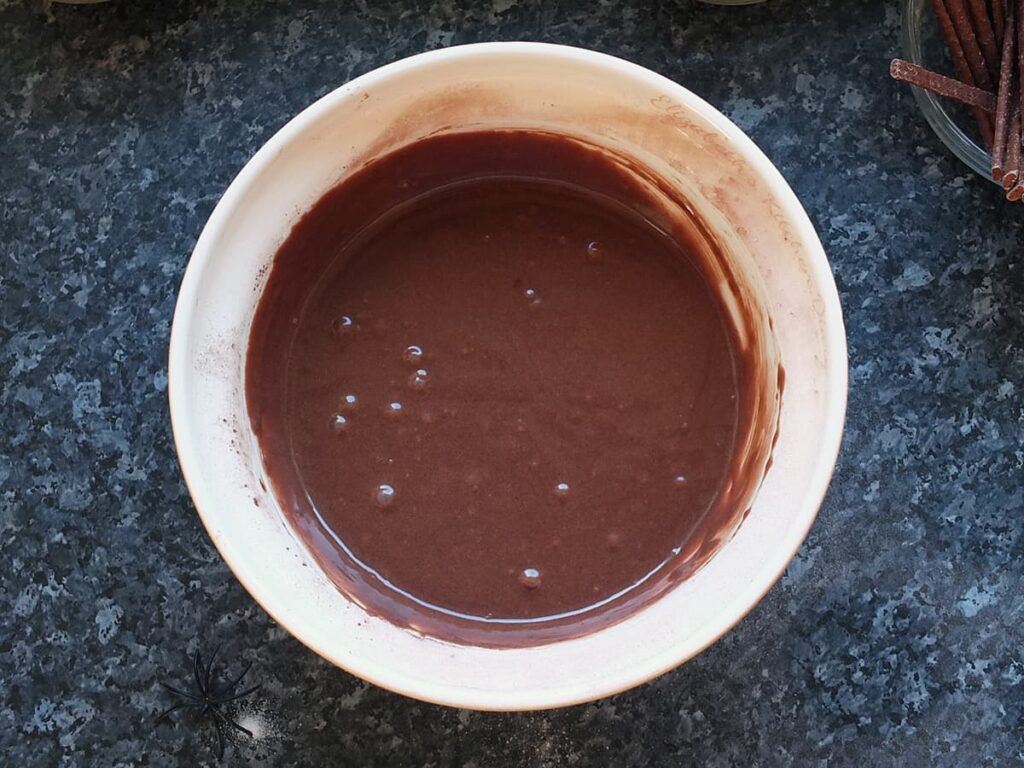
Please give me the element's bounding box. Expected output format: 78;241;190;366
246;130;774;647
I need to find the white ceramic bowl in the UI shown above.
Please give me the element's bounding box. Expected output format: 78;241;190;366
169;42;847;711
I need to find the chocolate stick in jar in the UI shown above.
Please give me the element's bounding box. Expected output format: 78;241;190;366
967;0;1001;81
992;3;1017;179
1001;101;1021;189
1018;0;1024;144
994;0;1006;42
931;0;995;144
945;0;996;90
890;59;997;112
1013;0;1024;197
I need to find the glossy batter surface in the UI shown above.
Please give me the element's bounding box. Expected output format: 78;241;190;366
246;131;754;646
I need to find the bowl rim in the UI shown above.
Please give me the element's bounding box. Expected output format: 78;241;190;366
168;41;849;710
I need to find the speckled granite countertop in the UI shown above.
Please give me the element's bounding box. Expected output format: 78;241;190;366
2;0;1022;765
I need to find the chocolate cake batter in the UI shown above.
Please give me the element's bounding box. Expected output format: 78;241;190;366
246;130;776;647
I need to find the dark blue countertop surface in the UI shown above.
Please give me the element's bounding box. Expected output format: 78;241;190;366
2;0;1022;765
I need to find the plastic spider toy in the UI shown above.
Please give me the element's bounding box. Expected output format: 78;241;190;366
155;646;260;759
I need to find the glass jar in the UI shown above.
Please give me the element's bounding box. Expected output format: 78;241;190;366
901;0;994;183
